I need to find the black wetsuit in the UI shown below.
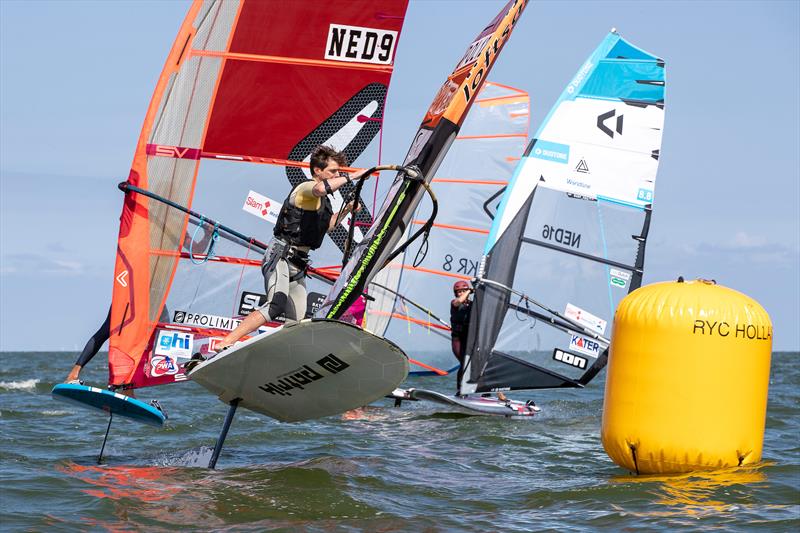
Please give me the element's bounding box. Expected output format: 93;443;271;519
74;308;111;368
450;298;472;394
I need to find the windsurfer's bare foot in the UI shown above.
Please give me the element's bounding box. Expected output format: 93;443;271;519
65;365;81;383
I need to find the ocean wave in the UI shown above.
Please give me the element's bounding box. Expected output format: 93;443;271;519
0;379;39;391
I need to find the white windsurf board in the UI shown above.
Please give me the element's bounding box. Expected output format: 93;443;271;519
188;319;408;422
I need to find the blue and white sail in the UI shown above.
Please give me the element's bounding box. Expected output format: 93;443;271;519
462;31;666;394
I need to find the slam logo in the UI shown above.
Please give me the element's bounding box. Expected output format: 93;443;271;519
154;330;193;359
325;24;398;65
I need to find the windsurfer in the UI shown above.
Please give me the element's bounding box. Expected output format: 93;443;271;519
450;280;506;401
216;145;368;351
450;280;472;396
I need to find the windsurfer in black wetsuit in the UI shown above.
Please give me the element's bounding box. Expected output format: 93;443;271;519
450;280;472;396
450;280;506;401
215;145;368;351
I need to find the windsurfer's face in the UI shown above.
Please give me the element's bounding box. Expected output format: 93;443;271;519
314;160;340;182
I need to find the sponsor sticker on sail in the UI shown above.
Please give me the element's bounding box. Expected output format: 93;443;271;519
243;190;280;224
609;268;631;289
325;24;398;65
569;335;601;358
173;310;242;331
154;330;194;359
565;303;607;335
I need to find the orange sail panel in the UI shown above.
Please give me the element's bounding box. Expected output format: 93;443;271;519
110;0;408;388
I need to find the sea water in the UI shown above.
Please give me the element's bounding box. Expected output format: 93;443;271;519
1;351;798;531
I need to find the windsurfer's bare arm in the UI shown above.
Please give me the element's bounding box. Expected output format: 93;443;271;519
311;171;369;198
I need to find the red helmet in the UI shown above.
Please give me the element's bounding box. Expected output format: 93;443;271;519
453;280;471;294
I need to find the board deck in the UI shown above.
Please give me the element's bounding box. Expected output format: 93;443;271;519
188;319;409;422
51;384;166;427
394;388;541;417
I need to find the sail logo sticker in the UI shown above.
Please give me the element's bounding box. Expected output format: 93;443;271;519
597;110;624;138
553;348;588;370
569;335;601;357
116;270;129;287
565;303;606;334
150;355;179;377
575;159;590;173
154;330;193;359
531;140;569;164
172;310;242;331
456;35;492;70
325;24;398;65
145;144;201;160
567;60;593;95
243;190;280;224
609;268;631;289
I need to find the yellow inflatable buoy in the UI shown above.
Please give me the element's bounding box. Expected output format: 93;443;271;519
601;279;772;474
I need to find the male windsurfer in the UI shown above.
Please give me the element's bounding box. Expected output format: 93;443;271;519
215;145;368;351
450;280;506;401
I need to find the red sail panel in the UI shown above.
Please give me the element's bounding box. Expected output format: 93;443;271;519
203;0;404;159
109;0;408;389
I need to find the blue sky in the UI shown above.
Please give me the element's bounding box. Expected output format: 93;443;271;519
1;0;798;350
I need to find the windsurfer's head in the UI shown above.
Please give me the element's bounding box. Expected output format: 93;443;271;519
310;145;348;182
453;280;471;295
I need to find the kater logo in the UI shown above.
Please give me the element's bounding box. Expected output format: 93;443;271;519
325;24;397;65
597;110;624;138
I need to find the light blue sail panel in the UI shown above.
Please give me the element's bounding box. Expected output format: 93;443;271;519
486;31;665;252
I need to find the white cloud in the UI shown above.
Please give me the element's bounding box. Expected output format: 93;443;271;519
0;253;85;276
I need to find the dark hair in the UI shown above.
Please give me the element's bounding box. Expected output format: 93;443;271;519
310;145;348;175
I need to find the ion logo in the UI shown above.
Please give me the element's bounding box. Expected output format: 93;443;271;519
154;330;193;358
325;24;397;65
553;348;587;369
150;355;179;377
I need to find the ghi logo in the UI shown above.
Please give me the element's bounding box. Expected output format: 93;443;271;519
325;24;398;65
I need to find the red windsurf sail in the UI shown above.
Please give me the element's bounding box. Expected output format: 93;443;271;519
109;0;408;389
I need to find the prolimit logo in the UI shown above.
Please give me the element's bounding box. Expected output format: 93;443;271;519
597;110;624;138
